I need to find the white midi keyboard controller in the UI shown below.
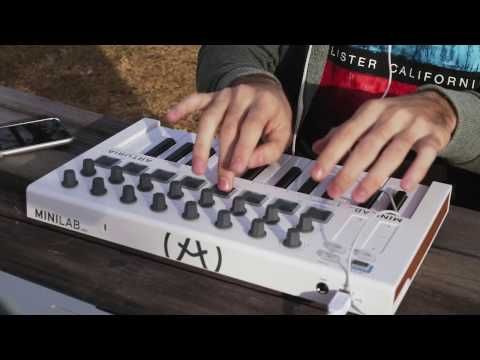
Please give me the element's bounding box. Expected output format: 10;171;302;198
26;118;452;314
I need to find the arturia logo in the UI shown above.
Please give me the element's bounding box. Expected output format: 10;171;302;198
34;208;80;230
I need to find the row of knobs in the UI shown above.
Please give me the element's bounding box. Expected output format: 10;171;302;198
62;164;313;248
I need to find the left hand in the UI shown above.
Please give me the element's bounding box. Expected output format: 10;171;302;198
310;90;458;203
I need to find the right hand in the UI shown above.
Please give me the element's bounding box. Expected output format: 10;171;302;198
165;75;293;192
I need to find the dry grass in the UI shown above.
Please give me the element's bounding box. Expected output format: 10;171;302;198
0;45;200;131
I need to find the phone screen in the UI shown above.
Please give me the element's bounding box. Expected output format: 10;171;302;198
0;118;72;151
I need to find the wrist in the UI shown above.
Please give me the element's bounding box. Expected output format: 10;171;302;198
421;90;458;134
231;74;281;88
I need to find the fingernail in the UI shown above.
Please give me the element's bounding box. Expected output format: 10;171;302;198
312;165;323;180
218;177;231;192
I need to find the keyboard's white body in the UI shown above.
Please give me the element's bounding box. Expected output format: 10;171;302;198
26;118;452;314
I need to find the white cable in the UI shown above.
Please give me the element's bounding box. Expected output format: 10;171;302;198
292;45;313;156
381;45;393;99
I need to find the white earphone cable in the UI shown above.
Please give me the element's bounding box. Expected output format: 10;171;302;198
292;45;313;156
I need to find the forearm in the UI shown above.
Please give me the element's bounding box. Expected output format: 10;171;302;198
196;45;285;92
418;84;480;174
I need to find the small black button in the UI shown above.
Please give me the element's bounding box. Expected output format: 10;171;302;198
231;196;247;216
263;205;280;225
199;188;215;208
120;185;137;204
81;158;96;177
249;218;267;238
215;210;232;229
150;193;167;212
168;181;184;199
297;213;314;233
90;177;107;196
138;173;154;192
283;228;302;248
242;191;267;206
304;207;333;223
62;169;78;188
94;155;120;168
123;162;148;175
271;199;299;214
180;176;206;190
150;169;176;183
109;166;125;184
183;201;200;220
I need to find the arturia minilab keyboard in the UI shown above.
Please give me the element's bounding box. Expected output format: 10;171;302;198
26;118;452;314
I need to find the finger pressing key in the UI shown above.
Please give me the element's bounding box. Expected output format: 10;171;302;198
191;91;231;175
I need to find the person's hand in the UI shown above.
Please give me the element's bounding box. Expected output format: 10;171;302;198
311;91;458;203
166;75;292;191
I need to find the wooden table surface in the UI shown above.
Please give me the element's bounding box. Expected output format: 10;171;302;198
0;85;479;315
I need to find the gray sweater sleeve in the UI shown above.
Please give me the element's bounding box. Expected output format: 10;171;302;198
418;84;480;174
196;45;286;92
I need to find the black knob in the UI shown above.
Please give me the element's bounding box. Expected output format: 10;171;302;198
231;196;247;216
62;169;78;188
297;213;314;233
215;210;232;229
283;228;302;248
90;177;107;196
81;158;96;177
199;188;215;208
150;192;167;212
183;201;199;220
138;173;154;192
263;205;280;225
168;181;184;199
120;185;137;204
109;166;125;184
249;218;266;238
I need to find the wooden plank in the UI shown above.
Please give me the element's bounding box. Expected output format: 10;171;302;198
0;85;103;126
0;215;325;315
398;247;480;314
433;206;480;259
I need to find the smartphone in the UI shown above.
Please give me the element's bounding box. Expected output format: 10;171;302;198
0;117;74;158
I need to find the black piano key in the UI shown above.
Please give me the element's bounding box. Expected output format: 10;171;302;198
165;142;194;162
145;138;176;157
274;167;302;189
298;178;319;194
186;148;216;166
241;165;268;181
387;191;408;211
358;190;382;209
322;190;333;200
